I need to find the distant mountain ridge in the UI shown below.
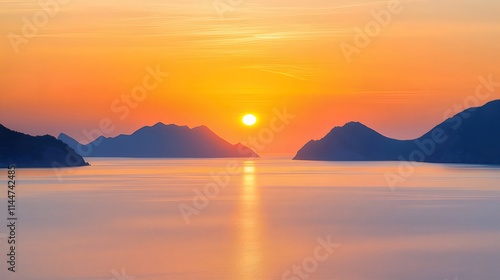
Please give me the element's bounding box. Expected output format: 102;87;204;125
59;122;259;158
294;100;500;164
0;124;89;168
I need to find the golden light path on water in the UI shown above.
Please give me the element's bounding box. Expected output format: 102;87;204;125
238;160;262;279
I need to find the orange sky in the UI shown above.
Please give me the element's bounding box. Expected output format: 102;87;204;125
1;0;500;154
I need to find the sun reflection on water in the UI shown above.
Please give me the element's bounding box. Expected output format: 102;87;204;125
238;160;262;279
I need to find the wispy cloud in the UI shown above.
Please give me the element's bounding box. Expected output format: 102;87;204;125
242;64;318;81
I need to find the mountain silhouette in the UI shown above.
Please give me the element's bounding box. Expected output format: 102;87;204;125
58;122;259;158
294;100;500;164
0;124;89;168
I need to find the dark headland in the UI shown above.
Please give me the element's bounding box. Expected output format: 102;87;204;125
294;100;500;164
0;124;89;168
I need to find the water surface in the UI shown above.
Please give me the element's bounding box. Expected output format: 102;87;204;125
1;158;500;280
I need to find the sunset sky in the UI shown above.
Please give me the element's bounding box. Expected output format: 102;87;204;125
1;0;499;154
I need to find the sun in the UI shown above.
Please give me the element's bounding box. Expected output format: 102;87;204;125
242;114;257;126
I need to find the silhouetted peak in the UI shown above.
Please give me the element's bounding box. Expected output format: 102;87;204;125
328;122;377;137
341;122;370;130
152;122;166;127
152;122;185;129
149;122;173;130
192;125;213;134
149;122;188;129
135;123;188;135
58;132;73;140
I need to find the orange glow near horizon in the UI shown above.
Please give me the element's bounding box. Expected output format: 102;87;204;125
1;0;500;154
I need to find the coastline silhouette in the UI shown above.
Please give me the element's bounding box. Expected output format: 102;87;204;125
294;100;500;164
0;124;88;168
2;100;500;167
58;122;259;159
